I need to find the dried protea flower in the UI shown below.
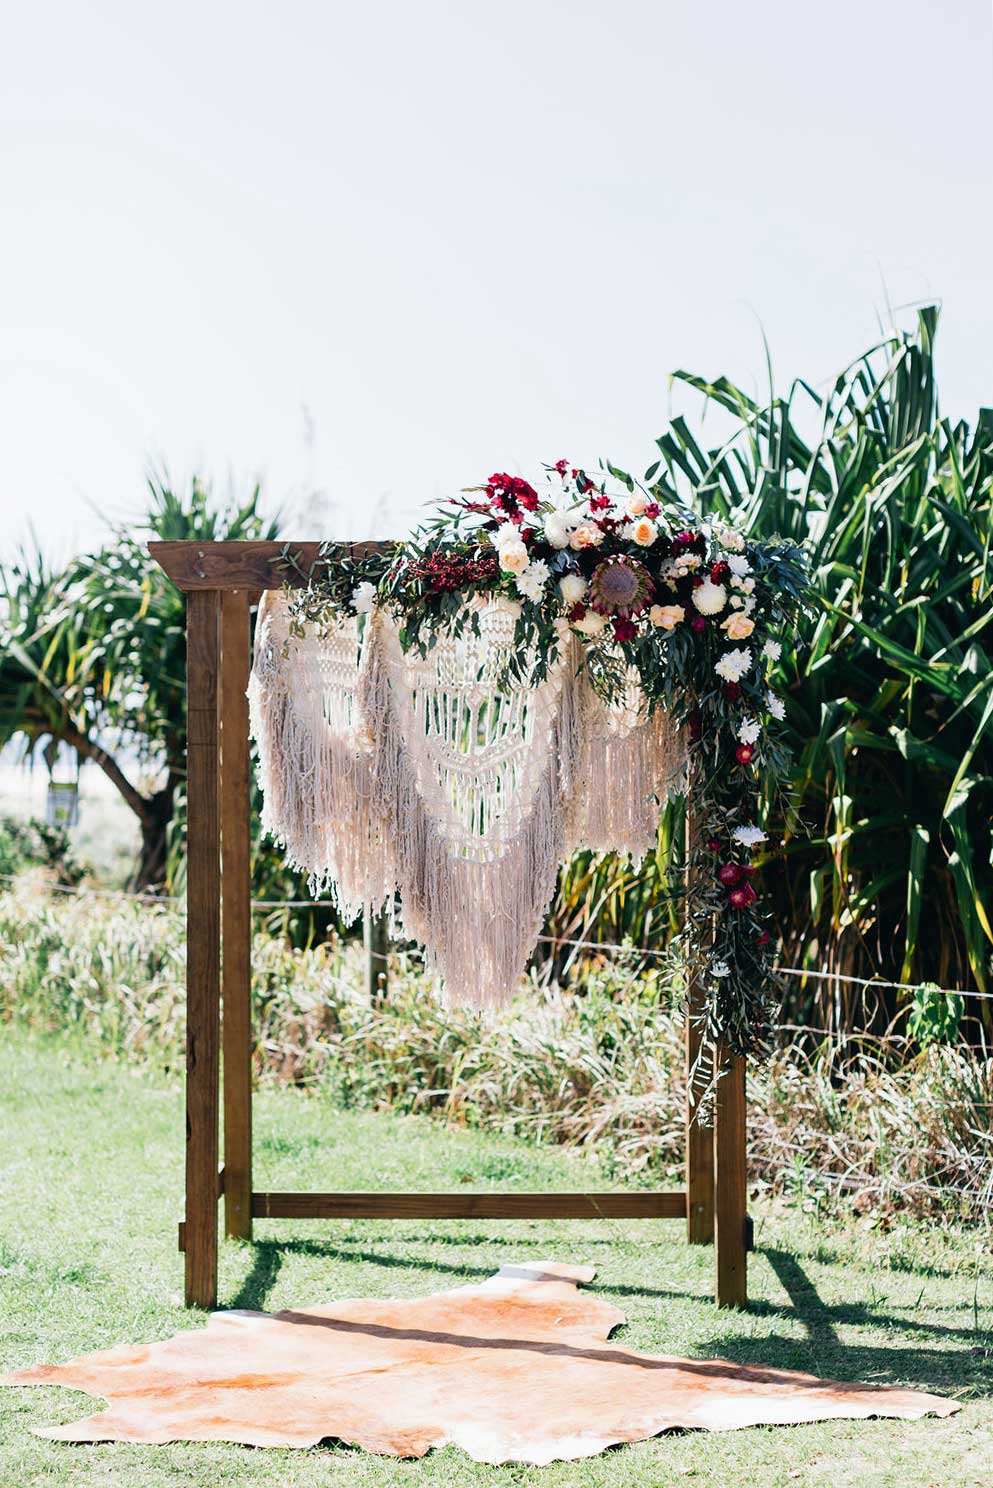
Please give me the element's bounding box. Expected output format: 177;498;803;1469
588;555;654;617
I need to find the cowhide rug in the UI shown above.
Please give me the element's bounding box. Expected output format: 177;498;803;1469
1;1261;957;1465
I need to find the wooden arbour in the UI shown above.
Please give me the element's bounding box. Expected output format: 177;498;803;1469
150;540;749;1311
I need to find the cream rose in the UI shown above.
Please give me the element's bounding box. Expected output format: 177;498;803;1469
624;492;648;518
499;541;530;575
649;603;685;630
569;523;604;551
722;611;755;640
573;610;608;636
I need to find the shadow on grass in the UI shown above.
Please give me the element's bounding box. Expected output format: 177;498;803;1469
229;1236;701;1310
695;1248;990;1398
228;1238;991;1401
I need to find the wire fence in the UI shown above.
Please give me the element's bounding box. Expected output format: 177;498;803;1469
2;870;990;1216
0;869;986;1004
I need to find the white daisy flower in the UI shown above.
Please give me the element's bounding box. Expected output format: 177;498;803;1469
516;564;548;603
732;825;767;847
738;718;761;745
714;647;753;684
762;639;783;662
728;554;751;577
766;690;786;721
494;521;521;549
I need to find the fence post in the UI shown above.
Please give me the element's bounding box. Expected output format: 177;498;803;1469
364;909;390;1005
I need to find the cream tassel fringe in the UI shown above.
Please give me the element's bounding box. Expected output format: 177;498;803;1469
249;593;687;1009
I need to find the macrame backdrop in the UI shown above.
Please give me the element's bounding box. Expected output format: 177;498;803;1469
250;592;687;1008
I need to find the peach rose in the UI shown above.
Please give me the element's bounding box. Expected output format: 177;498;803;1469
625;492;648;518
630;517;658;547
649;603;685;630
569;523;604;551
721;611;755;640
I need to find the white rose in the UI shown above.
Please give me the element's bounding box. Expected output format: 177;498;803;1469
559;572;587;606
624;492;648;518
691;580;727;616
715;524;746;553
499;541;530;575
351;581;376;614
573;610;608;636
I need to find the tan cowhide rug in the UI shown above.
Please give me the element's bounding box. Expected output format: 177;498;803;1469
1;1261;957;1465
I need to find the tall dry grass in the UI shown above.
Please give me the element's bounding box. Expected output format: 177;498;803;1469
1;878;989;1223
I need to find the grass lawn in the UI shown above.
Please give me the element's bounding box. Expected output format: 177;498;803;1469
1;1033;991;1487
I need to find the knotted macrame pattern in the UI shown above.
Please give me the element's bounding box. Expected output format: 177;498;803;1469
249;592;687;1008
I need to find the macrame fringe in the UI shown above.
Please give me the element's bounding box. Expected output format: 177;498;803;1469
249;593;687;1009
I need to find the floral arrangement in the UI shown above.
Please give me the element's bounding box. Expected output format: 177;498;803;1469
283;460;809;1056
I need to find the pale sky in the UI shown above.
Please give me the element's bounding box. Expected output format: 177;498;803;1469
2;0;991;562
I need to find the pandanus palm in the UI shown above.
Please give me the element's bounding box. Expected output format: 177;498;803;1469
0;476;280;888
550;309;992;1023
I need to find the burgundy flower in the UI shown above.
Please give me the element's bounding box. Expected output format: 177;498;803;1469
567;602;586;622
735;743;755;765
756;929;771;946
644;501;660;518
613;617;637;642
690;614;706;635
589;494;612;512
488;472;539;512
718;863;742;887
711;560;731;583
705;836;721;852
722;682;742;702
728;882;758;909
553;458;569;476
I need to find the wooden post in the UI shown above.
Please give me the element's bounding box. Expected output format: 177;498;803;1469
684;802;715;1244
364;909;390;1005
221;591;253;1241
714;1049;747;1307
185;590;222;1308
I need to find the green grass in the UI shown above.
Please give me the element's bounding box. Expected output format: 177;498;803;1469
1;1033;991;1487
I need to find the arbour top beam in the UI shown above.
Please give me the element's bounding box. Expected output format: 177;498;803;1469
148;540;394;592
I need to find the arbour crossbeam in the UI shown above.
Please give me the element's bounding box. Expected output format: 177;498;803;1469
150;540;749;1310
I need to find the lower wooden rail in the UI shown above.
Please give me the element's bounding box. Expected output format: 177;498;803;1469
250;1191;687;1220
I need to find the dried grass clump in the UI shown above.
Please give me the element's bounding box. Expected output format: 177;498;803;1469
1;880;989;1223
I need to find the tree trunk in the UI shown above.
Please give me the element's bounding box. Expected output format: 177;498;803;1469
130;779;179;892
